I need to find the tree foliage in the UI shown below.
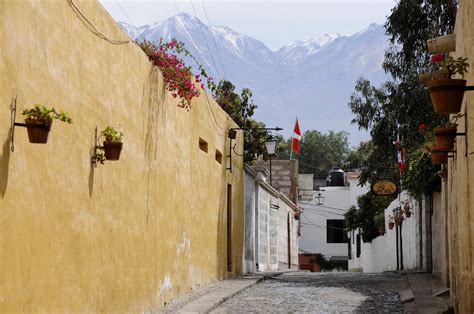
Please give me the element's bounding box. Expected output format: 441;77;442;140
214;80;267;163
344;192;395;243
295;130;350;179
348;0;456;191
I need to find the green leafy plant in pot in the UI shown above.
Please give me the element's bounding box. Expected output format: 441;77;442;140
428;54;469;114
100;126;123;161
22;104;72;143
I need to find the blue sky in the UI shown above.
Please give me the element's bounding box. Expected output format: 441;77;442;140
100;0;397;50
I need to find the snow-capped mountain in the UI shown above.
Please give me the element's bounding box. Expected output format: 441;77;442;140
118;13;388;144
277;33;340;64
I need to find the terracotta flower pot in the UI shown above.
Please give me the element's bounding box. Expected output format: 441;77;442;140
25;118;51;144
428;79;467;114
103;141;123;160
431;147;448;165
434;127;457;151
388;222;395;230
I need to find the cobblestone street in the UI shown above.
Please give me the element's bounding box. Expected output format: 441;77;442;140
211;272;409;313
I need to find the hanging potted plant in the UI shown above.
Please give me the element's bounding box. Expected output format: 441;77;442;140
402;200;412;218
433;113;463;151
388;216;395;230
428;54;469;114
22;104;72;143
100;126;123;161
430;146;448;165
293;207;302;220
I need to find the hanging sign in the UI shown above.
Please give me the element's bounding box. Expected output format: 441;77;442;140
371;180;398;196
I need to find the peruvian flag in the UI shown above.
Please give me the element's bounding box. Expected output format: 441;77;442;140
291;118;301;154
397;143;405;177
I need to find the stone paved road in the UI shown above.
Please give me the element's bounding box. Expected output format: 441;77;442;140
212;272;409;313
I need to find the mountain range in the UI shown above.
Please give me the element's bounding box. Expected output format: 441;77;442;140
119;13;390;145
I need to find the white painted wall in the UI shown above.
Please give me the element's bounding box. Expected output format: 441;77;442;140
348;191;420;272
298;172;368;259
244;166;299;273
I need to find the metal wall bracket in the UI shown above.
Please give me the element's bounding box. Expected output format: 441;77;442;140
91;126;105;167
10;96;27;152
465;86;474;91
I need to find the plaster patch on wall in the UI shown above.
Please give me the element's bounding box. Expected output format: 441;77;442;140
156;273;172;300
176;232;191;257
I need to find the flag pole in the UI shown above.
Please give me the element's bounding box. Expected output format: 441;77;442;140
289;117;297;160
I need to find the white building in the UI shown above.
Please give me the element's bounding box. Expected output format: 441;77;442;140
243;165;299;273
298;172;368;261
348;191;421;272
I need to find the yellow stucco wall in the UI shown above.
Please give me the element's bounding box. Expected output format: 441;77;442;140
0;0;244;311
448;1;474;312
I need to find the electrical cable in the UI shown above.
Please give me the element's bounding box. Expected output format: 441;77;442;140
68;0;130;45
113;0;147;42
172;0;224;133
200;0;228;78
302;202;348;213
190;0;222;81
300;223;346;231
302;207;344;217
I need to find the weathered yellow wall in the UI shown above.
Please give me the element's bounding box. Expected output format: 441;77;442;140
448;1;474;312
0;0;244;311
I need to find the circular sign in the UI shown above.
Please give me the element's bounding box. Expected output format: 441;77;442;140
371;180;398;196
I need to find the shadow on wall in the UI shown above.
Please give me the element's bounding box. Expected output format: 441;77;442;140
88;131;95;197
0;130;11;198
216;157;228;277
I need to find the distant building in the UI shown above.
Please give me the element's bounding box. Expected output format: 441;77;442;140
298;170;368;261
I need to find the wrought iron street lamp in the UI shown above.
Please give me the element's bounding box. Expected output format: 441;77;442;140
226;127;282;173
264;138;277;186
314;192;325;206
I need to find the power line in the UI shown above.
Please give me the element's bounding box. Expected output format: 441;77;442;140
190;0;221;81
300;223;346;231
302;207;345;217
68;0;130;45
172;0;224;133
302;202;348;213
113;0;146;42
200;0;228;78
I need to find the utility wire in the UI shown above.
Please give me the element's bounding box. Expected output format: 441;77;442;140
302;207;345;217
200;0;228;78
68;0;130;45
113;0;146;42
172;0;224;133
300;223;346;231
302;202;348;213
301;215;346;231
190;0;222;81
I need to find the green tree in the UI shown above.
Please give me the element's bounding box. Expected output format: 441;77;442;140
213;80;267;163
348;0;456;189
296;130;350;179
346;141;374;170
344;192;395;243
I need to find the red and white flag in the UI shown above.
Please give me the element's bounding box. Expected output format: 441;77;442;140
291;118;301;154
396;142;405;177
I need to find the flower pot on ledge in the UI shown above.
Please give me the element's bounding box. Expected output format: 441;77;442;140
434;127;457;151
428;79;467;114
